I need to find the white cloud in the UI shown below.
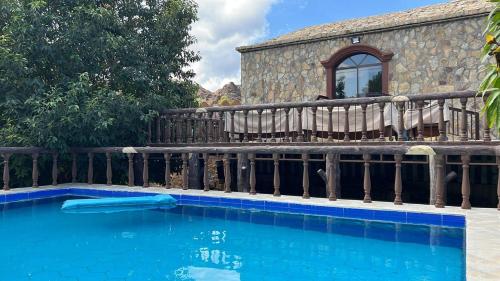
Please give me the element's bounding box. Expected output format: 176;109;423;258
190;0;277;91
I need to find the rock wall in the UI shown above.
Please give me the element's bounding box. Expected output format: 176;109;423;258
240;16;486;104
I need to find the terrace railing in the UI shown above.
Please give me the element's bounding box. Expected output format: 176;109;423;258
149;91;492;145
2;145;499;210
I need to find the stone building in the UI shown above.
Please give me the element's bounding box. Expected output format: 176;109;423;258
237;0;493;104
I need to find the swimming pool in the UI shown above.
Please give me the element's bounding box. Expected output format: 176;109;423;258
0;196;464;281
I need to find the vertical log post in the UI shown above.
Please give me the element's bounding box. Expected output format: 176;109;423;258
249;153;256;195
207;112;214;143
164;153;171;189
127;153;134;187
142;153;149;188
460;98;468;141
182;153;188;190
435;154;445;208
71;153;77;183
363;154;372;203
327;153;337;201
416;100;425;141
156;116;161;143
223;153;231;193
147;121;152;144
186;113;193;143
87;152;94;185
270;108;277;142
461;154;471;209
378;102;386;141
106;152;112;186
243;110;249;142
361;104;368;141
257;109;263;142
284;108;291;142
302;153;310;199
230;111;236;142
394;154;403;205
197;112;204;143
203;153;209;191
311;106;318;142
2;153;11;190
343;105;350;142
327;106;334;142
164;115;171;144
51;153;58;186
438;99;447;141
483;114;491;142
297;107;304;142
273;153;280;196
397;102;405;141
32;153;39;188
218;111;225;143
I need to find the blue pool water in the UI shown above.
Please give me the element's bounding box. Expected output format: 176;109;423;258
0;197;464;281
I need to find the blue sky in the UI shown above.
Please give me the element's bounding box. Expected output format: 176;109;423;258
192;0;448;91
265;0;447;39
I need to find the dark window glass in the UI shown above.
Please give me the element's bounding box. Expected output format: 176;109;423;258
335;54;382;98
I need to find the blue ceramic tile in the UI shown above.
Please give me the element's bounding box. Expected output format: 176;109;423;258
0;194;5;203
181;195;200;201
265;206;289;213
288;203;312;211
169;194;181;200
242;199;265;207
406;212;442;226
224;202;243;209
178;199;200;205
265;201;288;209
344;208;374;220
220;198;241;204
5;192;29;202
442;215;465;227
373;210;407;223
199;196;220;203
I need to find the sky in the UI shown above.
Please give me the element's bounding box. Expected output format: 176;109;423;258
191;0;448;91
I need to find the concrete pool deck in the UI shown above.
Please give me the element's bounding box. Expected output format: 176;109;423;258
1;183;499;281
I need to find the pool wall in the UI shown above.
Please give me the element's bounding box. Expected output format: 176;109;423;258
0;187;465;228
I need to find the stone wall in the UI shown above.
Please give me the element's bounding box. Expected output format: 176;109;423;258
240;16;486;104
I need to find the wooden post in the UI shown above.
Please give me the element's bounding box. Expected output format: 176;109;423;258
311;106;318;142
147;120;152;144
32;153;39;188
284;108;291;142
394;154;403;205
297;107;304;142
243;110;249;142
378;102;385;141
142;153;149;188
363;154;372;203
156;116;161;143
483;114;491;142
164;153;171;189
223;153;231;193
230;111;236;142
50;153;58;186
460;98;468;141
273;153;280;196
127;153;134;187
416;100;424;141
218;111;225;143
397;102;405;141
270;108;277;142
327;106;333;142
360;104;368;141
87;152;94;185
249;153;256;195
343;105;350;142
461;154;471;209
106;152;112;186
197;112;204;143
71;153;77;183
327;153;337;201
164;115;171;144
182;153;188;190
207;112;214;143
186;113;193;143
302;153;310;199
2;153;10;190
435;154;445;208
203;153;209;191
438;99;447;141
257;109;263;142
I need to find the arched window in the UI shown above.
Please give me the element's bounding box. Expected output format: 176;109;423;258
321;45;393;99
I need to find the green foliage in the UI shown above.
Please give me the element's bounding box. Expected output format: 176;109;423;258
0;0;200;150
480;0;500;133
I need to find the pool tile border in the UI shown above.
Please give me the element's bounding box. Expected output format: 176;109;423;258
2;187;465;228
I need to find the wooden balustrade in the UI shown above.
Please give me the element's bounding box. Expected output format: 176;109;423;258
0;144;499;211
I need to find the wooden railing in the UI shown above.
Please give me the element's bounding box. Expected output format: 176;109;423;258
150;91;491;145
3;145;499;210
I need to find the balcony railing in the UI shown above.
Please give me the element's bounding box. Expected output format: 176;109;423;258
149;91;493;145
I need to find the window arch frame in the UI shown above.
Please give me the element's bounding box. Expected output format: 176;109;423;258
321;44;393;99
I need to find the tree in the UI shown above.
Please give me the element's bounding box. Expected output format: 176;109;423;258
480;0;500;133
0;0;199;150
